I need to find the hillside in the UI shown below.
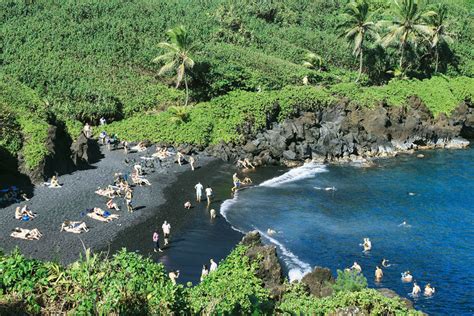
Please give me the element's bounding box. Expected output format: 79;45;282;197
1;0;473;173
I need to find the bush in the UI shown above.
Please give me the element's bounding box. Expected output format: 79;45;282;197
333;269;368;293
0;75;50;170
278;283;422;315
186;245;270;314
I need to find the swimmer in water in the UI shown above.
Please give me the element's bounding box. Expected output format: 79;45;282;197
412;282;421;296
267;228;276;235
424;283;435;296
169;270;180;285
381;258;391;268
401;271;413;282
375;266;383;282
209;208;217;219
361;238;372;252
351;261;362;273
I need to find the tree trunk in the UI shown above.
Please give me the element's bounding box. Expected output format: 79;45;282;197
356;49;363;83
434;46;439;74
399;43;405;70
184;73;189;107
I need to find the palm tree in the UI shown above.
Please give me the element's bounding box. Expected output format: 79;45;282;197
302;52;324;71
381;0;435;71
153;26;195;106
426;4;453;73
339;0;379;82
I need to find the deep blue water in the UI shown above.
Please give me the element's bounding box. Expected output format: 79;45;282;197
221;148;474;315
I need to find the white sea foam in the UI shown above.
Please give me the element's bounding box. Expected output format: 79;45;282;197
258;229;312;281
259;162;327;187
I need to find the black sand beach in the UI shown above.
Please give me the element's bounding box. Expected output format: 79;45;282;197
0;146;236;269
106;159;245;284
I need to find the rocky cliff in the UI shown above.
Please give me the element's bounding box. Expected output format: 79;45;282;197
207;98;473;166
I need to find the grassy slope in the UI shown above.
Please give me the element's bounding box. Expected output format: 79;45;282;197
1;0;472;121
1;0;473;169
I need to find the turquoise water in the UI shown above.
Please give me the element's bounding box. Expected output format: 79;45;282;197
221;148;474;315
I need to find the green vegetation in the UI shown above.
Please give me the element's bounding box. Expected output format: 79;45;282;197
0;76;50;170
104;76;473;145
1;0;472;171
0;245;418;315
278;283;422;315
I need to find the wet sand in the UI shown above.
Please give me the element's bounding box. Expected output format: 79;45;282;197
107;159;245;285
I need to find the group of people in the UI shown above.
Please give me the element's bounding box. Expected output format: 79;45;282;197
348;237;436;298
11;204;41;240
152;220;171;253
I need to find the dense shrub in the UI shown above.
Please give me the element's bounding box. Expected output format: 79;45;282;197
0;248;185;314
330;76;474;115
0;76;50;170
277;283;422;315
333;269;368;293
186;245;270;314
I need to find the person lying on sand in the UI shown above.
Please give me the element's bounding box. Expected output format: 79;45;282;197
106;198;120;211
86;207;119;222
60;221;89;233
10;227;42;240
184;201;192;209
15;205;37;221
131;172;151;186
95;186;117;198
21;193;30;201
131;141;148;152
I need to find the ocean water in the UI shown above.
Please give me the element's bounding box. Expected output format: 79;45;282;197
221;148;474;315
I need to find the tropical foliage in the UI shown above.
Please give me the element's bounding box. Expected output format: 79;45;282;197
153;25;195;106
0;245;420;315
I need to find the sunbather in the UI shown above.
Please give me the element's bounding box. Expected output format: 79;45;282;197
106;198;120;211
10;227;42;240
61;221;89;233
86;207;119;222
15;205;36;221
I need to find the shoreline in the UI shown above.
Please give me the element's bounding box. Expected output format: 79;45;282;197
0;145;216;264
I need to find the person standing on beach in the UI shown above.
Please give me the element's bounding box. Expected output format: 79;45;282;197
210;259;218;272
189;155;196;171
205;186;213;206
195;182;203;202
125;188;133;212
83;123;92;138
162;220;171;246
153;231;163;252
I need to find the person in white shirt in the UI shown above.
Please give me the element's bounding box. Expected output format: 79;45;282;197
100;117;107;125
210;259;218;272
205;186;213;206
162;221;171;246
194;182;203;202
